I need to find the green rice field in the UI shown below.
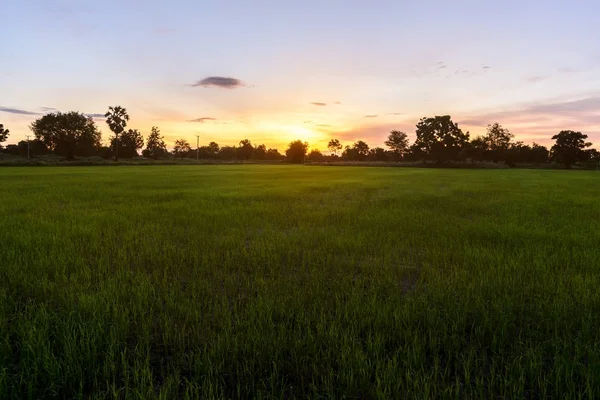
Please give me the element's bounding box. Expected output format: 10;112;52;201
1;165;599;399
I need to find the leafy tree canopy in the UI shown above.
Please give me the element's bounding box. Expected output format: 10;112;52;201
413;115;469;163
385;130;409;161
286;140;308;163
142;126;167;159
551;130;592;168
30;111;101;159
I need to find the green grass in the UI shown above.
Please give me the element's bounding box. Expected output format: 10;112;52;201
1;165;600;399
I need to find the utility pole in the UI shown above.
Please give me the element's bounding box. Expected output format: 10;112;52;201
196;135;200;160
26;135;30;159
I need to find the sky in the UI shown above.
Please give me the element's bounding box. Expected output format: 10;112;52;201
2;0;600;151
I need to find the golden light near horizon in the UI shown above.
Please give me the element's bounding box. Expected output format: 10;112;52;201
284;125;322;143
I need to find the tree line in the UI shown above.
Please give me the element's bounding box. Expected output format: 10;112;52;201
1;109;598;168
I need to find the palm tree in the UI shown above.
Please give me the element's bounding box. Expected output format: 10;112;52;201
105;106;129;161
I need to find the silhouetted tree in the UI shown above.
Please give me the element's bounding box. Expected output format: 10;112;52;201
342;145;358;161
266;148;284;161
208;142;220;158
368;147;389;161
484;123;514;161
352;140;370;161
286;140;308;163
254;144;267;160
173;138;191;158
385;130;409;161
551;130;591;168
584;148;600;162
111;128;143;158
530;143;549;164
413;115;469;163
237;139;254;160
218;146;237;160
15;139;47;158
307;149;326;162
465;136;488;161
98;146;113;159
504;141;528;166
327;139;342;157
30;111;101;159
142;126;167;159
105;106;129;161
0;124;9;148
3;144;19;155
485;123;513;151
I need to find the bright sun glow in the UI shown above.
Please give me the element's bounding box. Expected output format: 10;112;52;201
284;125;321;142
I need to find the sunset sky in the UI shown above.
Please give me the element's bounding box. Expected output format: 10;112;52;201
2;0;600;151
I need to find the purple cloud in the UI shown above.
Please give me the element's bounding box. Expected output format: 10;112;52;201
0;106;39;115
189;117;217;123
191;77;245;89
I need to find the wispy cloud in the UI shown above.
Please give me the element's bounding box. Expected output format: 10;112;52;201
0;106;39;115
387;112;404;116
460;96;600;142
363;114;378;118
40;107;57;112
334;101;342;105
311;102;327;106
190;77;245;89
85;113;105;118
189;117;217;123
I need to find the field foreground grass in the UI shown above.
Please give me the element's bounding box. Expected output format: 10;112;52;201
1;165;600;399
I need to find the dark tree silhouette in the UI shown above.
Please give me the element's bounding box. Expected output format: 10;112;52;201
173;138;191;157
584;148;600;162
142;126;167;159
254;144;267;160
466;135;489;161
385;130;409;161
105;106;129;161
218;146;237;160
208;141;220;158
111;128;143;158
307;149;325;162
485;123;513;151
286;140;309;163
484;123;514;162
530;143;549;164
327;139;342;157
30;111;101;159
266;148;284;160
0;124;9;147
412;115;469;163
368;147;389;161
237;139;254;160
342;145;357;161
353;140;370;161
551;130;591;168
15;139;47;158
